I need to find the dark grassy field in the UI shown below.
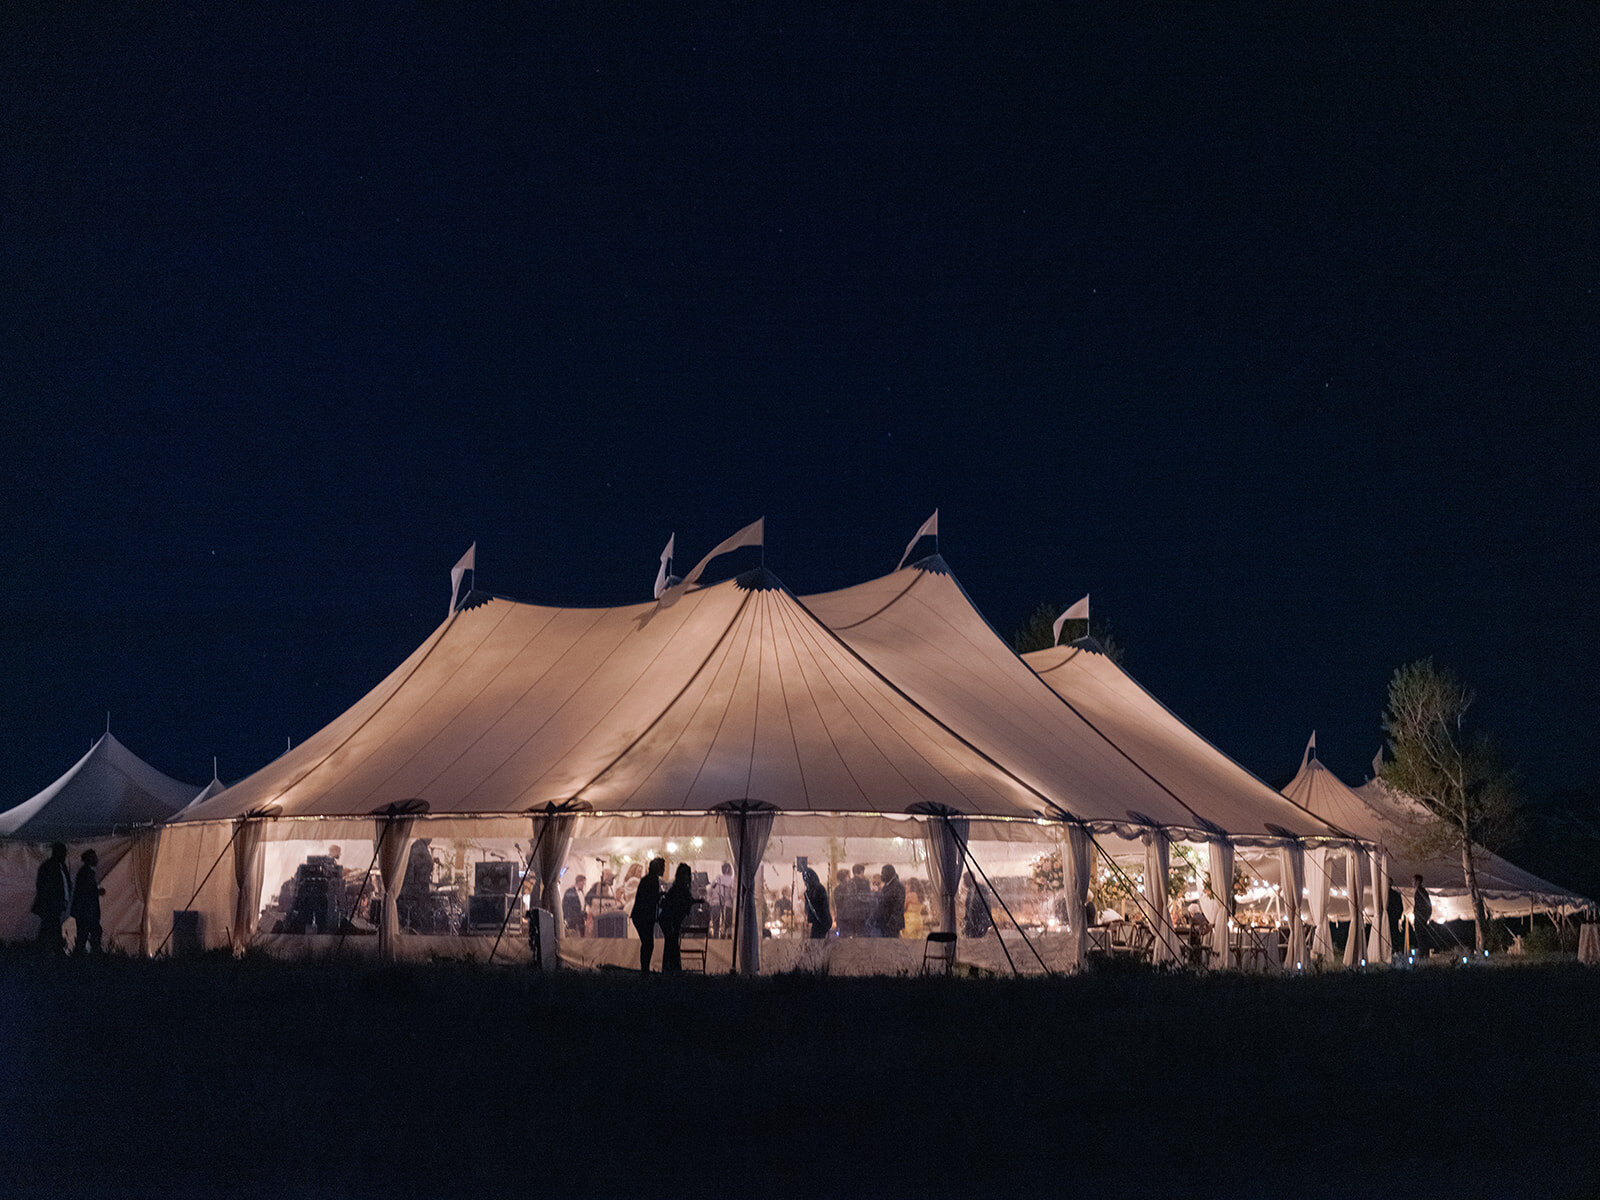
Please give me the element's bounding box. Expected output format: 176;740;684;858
3;953;1598;1199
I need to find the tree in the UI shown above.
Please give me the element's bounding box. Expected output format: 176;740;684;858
1380;658;1521;951
1010;602;1127;666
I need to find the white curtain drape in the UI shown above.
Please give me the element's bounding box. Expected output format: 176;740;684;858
529;810;580;938
722;807;775;976
131;826;163;958
1366;844;1392;964
1143;829;1173;964
375;815;418;960
922;814;967;938
1278;843;1307;971
1063;823;1092;971
231;817;268;952
1204;839;1235;970
1306;847;1333;963
1343;847;1364;967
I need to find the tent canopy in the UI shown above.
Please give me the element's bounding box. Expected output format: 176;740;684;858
807;559;1344;842
181;570;1056;824
0;732;197;840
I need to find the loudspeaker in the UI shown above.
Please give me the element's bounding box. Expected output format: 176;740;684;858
172;910;204;956
474;861;516;896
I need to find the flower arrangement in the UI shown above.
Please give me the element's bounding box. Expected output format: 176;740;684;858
1030;849;1064;892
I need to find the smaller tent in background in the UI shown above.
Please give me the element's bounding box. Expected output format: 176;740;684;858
1282;748;1586;947
0;732;198;946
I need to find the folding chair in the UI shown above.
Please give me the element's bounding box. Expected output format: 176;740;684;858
921;931;957;975
678;901;711;973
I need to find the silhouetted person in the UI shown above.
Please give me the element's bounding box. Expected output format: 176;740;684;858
658;863;695;972
32;843;71;954
876;864;906;939
71;849;106;955
802;866;831;939
632;857;666;972
1412;875;1432;958
563;874;587;936
963;871;993;938
1386;884;1404;956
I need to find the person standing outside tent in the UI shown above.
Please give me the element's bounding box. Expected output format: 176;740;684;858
1412;875;1433;958
658;863;695;972
801;866;831;939
32;843;71;954
631;857;666;972
71;849;106;955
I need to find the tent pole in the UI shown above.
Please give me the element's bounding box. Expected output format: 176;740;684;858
945;815;1052;977
489;817;551;965
153;821;246;957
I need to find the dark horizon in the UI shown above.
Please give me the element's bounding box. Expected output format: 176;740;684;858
3;1;1595;808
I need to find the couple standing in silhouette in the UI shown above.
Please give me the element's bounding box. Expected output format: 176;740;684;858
630;857;699;973
32;843;106;955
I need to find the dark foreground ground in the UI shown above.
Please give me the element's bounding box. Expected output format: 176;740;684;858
3;953;1598;1200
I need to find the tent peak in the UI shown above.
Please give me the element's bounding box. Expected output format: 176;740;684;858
906;553;951;576
733;566;785;592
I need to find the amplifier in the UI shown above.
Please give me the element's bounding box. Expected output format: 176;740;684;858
467;893;513;929
474;861;517;896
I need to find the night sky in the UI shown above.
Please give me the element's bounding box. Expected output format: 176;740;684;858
2;2;1595;810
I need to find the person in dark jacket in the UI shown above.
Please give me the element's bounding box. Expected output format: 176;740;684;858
631;857;666;972
32;843;71;954
876;864;906;939
1386;884;1404;956
1412;875;1433;958
658;863;696;972
801;867;831;939
71;849;106;955
562;875;587;936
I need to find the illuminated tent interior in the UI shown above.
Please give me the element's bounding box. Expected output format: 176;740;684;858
1283;750;1586;936
0;732;196;945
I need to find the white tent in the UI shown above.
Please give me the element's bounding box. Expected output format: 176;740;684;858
155;568;1101;971
1285;753;1586;925
0;732;196;946
0;731;196;839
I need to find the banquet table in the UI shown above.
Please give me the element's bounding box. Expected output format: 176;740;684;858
1231;928;1281;972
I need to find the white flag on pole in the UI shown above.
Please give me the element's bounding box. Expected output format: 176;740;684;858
1372;746;1384;779
1300;731;1317;772
1052;595;1089;645
449;543;476;616
659;518;764;604
895;510;939;571
653;533;676;600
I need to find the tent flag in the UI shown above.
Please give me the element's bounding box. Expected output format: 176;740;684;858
449;543;476;616
669;517;764;596
1052;595;1089;645
895;510;939;571
652;533;676;600
1372;746;1384;779
1299;730;1317;772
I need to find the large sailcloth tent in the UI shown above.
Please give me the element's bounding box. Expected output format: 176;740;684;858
1282;750;1586;928
0;732;198;945
1021;636;1388;967
132;546;1387;974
